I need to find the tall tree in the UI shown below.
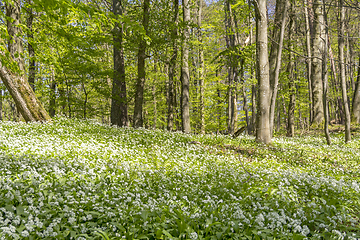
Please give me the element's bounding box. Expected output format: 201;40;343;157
49;69;56;117
351;56;360;123
304;0;313;123
224;0;237;135
253;0;271;144
338;0;351;142
26;2;35;91
310;0;325;125
286;1;295;137
167;0;179;131
198;0;205;134
269;0;288;136
0;0;51;122
133;0;150;128
111;0;128;127
181;0;191;133
322;1;331;145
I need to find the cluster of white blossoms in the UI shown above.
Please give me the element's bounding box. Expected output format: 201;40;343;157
0;117;359;239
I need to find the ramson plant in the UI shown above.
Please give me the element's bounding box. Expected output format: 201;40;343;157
0;117;359;239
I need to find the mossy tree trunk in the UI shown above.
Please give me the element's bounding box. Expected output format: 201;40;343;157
0;0;51;122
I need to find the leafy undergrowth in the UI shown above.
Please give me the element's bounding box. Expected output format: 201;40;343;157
0;118;359;240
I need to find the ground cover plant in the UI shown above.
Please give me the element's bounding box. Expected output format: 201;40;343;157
0;118;359;239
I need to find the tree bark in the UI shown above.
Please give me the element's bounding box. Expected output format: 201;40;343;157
269;0;288;136
287;2;295;137
181;0;191;133
111;0;128;127
240;59;250;133
0;0;51;122
311;0;325;125
167;0;179;131
27;4;36;91
254;0;271;144
323;1;331;145
49;70;56;117
133;0;150;128
351;56;360;123
0;90;2;121
224;0;238;135
338;0;351;142
198;0;205;134
304;0;313;124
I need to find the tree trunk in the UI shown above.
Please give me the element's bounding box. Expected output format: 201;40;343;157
27;4;36;91
251;84;256;135
181;0;191;133
82;83;88;119
198;0;205;134
269;0;288;136
254;0;271;144
225;0;237;135
338;0;351;142
287;2;295;137
239;59;249;133
304;0;313;124
133;0;150;128
0;0;51;122
152;84;157;129
111;0;128;127
49;70;56;117
0;90;2;121
167;0;179;131
351;56;360;123
322;1;331;145
311;0;325;125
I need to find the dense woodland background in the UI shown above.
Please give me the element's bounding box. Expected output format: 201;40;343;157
0;0;360;144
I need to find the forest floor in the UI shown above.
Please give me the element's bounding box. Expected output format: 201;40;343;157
0;117;359;239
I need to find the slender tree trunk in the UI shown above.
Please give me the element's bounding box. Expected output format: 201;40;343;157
152;84;157;129
82;83;88;119
239;59;249;133
304;0;313;124
251;84;256;135
225;0;237;135
351;56;360;123
198;0;205;134
181;0;191;133
322;1;331;145
27;4;35;91
133;0;150;128
0;0;51;122
111;0;128;127
276;101;281;132
49;70;56;117
338;0;351;142
254;0;271;144
167;0;179;131
311;0;325;125
268;0;282;81
65;76;72;118
216;71;222;134
0;90;2;121
287;2;295;137
269;0;288;136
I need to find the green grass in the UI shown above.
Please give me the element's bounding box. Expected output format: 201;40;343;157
0;117;359;239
